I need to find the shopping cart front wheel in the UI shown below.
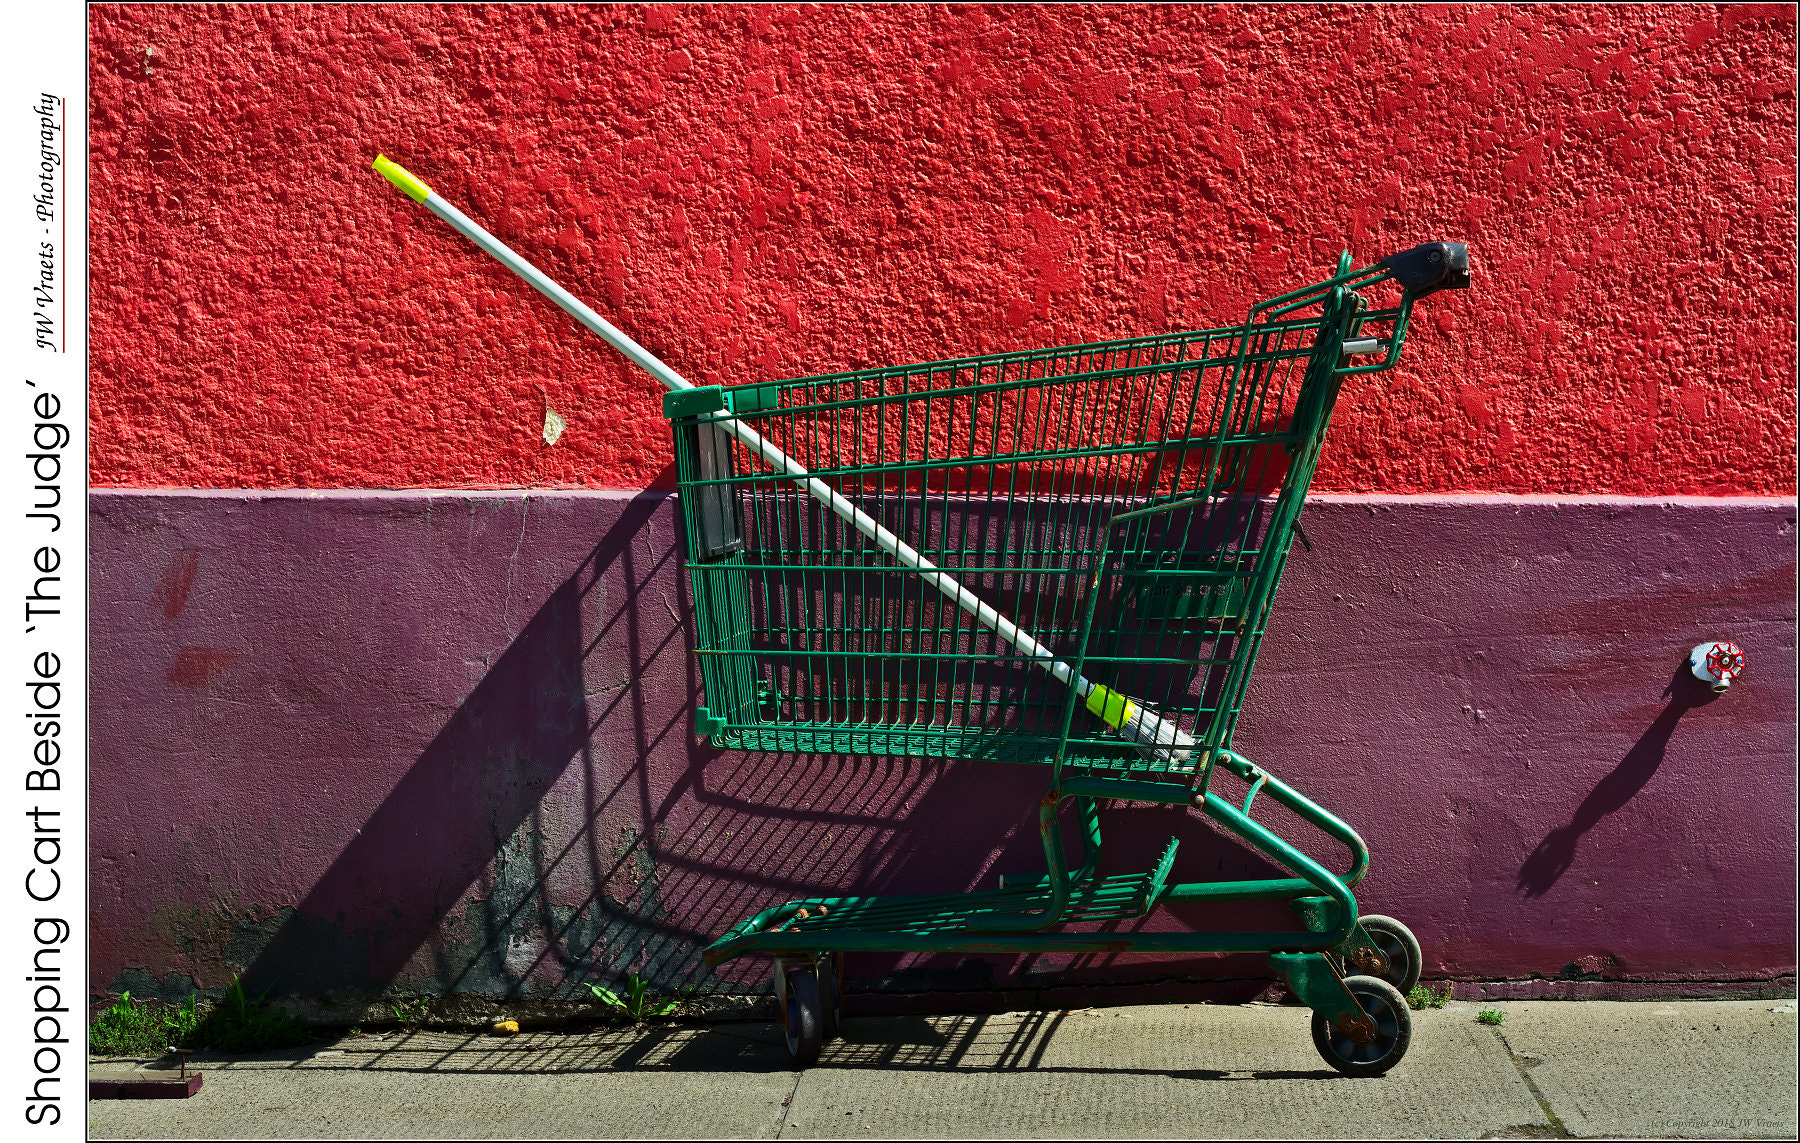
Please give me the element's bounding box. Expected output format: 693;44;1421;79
775;959;825;1066
1311;976;1413;1077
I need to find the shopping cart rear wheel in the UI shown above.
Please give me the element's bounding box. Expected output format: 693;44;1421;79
1311;975;1411;1077
815;952;844;1041
1354;915;1423;994
778;964;824;1065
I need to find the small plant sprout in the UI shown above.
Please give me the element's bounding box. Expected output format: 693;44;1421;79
1477;1007;1506;1026
584;974;687;1023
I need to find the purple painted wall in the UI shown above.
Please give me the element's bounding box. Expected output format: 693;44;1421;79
90;491;1796;1010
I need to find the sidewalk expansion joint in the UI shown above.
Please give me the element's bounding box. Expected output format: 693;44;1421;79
1490;1027;1572;1140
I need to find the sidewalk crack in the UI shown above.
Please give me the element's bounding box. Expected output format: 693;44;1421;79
774;1068;803;1139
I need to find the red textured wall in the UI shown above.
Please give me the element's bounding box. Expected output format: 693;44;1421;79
89;4;1797;493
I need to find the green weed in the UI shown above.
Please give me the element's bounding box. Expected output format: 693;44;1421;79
389;998;431;1028
1477;1007;1506;1026
1406;982;1453;1010
92;978;309;1055
191;976;310;1052
584;974;689;1022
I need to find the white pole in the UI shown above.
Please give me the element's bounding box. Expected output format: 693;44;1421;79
374;156;1191;762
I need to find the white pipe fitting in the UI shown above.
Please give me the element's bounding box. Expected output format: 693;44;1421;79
1688;641;1746;693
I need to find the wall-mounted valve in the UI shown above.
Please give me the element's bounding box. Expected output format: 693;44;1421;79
1688;641;1746;693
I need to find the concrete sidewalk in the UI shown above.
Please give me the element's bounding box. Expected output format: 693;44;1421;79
89;999;1797;1139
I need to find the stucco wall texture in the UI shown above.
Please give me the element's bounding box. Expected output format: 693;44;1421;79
89;4;1796;494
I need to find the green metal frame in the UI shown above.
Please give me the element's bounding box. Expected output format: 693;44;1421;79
666;248;1460;1029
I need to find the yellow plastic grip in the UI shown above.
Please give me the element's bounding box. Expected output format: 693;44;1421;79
1083;685;1134;729
373;154;431;203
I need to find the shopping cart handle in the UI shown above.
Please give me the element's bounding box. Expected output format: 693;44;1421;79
1377;241;1470;299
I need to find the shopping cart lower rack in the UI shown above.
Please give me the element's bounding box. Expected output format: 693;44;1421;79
668;243;1471;1075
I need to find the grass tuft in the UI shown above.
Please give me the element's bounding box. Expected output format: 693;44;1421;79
1476;1007;1506;1026
198;976;310;1052
1406;982;1453;1010
89;992;203;1056
90;976;313;1056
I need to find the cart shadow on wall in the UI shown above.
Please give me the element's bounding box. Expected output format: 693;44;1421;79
234;492;672;1004
230;489;1327;1014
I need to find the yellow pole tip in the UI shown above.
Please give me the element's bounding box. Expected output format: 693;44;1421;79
372;154;432;204
1083;684;1134;729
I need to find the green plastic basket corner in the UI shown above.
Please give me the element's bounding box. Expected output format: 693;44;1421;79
663;386;727;419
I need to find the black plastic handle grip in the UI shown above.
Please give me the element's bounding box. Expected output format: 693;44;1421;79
1377;242;1471;299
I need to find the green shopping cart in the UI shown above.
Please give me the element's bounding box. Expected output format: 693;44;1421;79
667;243;1471;1076
374;151;1467;1078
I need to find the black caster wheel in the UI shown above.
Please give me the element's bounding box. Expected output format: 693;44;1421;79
1311;975;1412;1077
1356;915;1423;995
775;962;823;1066
814;952;844;1042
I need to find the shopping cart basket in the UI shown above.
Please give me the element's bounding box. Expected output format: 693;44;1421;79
668;243;1470;1075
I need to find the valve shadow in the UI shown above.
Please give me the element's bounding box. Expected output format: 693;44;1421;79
1516;663;1721;899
